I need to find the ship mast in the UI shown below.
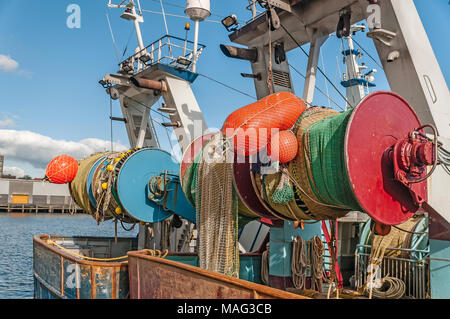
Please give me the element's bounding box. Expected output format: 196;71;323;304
108;0;145;50
107;1;154;149
101;0;210;252
339;23;376;109
185;1;211;73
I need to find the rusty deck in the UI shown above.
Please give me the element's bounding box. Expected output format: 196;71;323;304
128;250;309;299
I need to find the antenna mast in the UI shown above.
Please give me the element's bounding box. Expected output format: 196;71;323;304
339;24;377;109
108;0;145;50
185;0;211;73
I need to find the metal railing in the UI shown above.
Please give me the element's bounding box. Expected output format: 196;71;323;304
246;0;266;23
118;35;206;75
355;244;430;299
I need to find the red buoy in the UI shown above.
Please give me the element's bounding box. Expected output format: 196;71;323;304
267;130;298;163
45;155;78;184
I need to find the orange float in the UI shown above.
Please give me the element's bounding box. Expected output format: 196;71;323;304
45;155;78;184
267;130;298;163
222;92;306;156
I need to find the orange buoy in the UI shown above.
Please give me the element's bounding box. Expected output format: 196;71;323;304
222;92;306;156
45;155;78;184
267;130;298;163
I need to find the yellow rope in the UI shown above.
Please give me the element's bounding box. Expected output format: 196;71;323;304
46;240;168;262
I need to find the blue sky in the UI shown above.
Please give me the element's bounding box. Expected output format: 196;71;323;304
0;0;448;178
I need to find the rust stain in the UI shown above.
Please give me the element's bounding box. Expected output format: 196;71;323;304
76;264;80;300
90;265;95;299
137;258;140;299
112;266;116;299
216;286;224;299
33;235;131;299
128;250;309;299
60;256;64;296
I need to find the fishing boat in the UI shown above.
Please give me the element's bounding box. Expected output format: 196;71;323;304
33;0;450;300
33;234;270;299
33;235;135;299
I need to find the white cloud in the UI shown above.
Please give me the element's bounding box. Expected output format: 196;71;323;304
0;54;19;72
0;118;14;128
3;166;25;178
0;54;32;78
0;113;16;128
0;130;128;170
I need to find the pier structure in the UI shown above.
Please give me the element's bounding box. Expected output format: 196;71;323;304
0;178;83;214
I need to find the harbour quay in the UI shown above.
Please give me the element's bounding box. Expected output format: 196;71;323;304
0;178;83;214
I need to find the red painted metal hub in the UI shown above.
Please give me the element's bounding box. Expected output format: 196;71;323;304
345;91;428;226
393;135;434;180
390;130;435;207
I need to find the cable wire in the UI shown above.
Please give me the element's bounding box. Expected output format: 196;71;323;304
106;12;121;63
288;63;345;111
197;73;257;100
392;225;428;235
121;25;136;59
279;23;354;108
109;96;114;152
124;94;171;121
351;37;384;70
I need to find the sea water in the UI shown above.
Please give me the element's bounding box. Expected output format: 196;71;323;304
0;213;138;299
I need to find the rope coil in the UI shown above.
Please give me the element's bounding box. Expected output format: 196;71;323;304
365;276;406;299
292;236;307;289
310;236;324;292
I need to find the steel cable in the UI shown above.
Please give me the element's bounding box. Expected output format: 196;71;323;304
279;23;355;108
197;73;257;100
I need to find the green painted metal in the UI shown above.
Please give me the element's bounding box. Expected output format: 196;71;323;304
165;254;263;284
269;221;322;278
304;109;361;210
430;239;450;299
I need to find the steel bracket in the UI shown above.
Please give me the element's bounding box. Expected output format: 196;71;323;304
267;0;292;13
367;28;397;47
101;73;132;86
